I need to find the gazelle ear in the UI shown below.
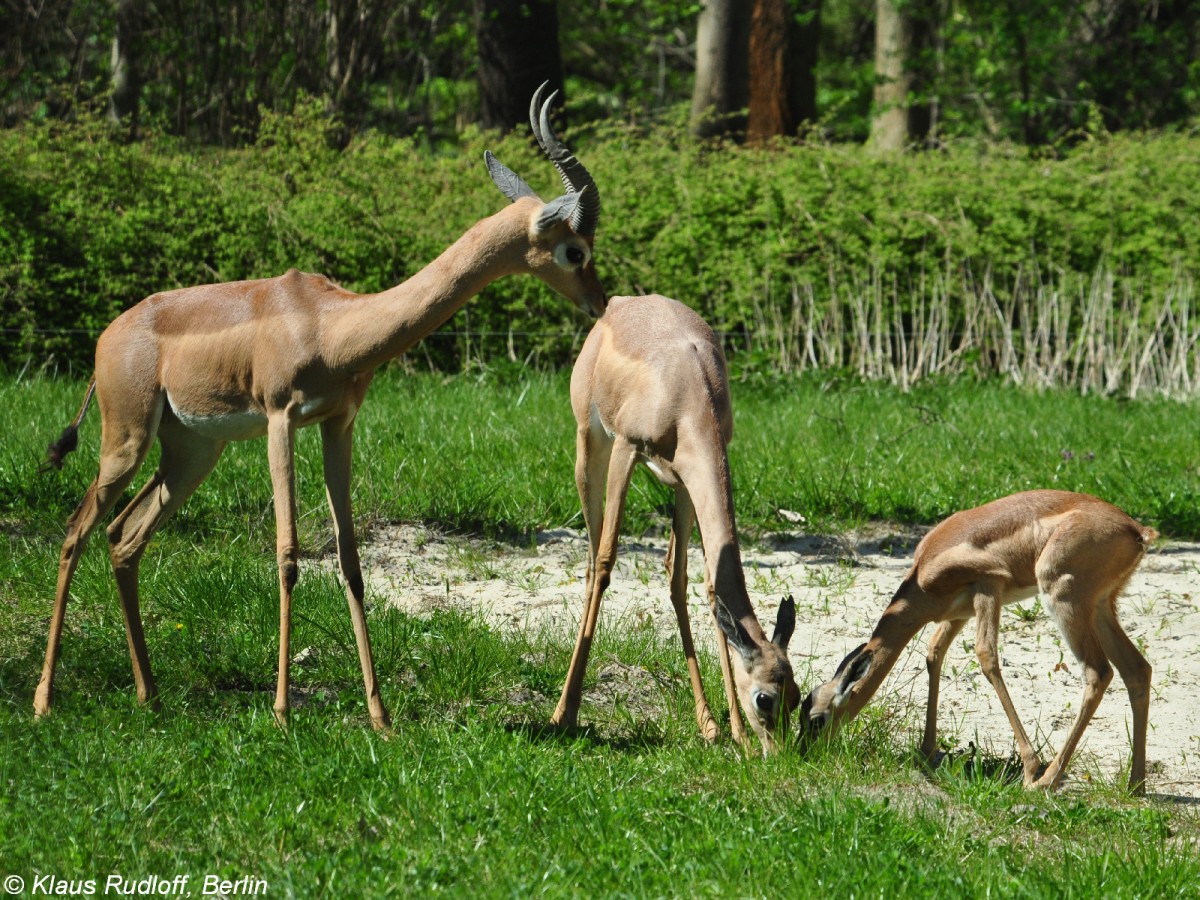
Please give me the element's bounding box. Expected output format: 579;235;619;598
771;595;796;650
833;647;872;708
833;642;868;676
713;595;757;662
534;191;583;233
485;150;538;203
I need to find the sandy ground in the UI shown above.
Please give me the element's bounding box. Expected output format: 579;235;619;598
346;522;1200;800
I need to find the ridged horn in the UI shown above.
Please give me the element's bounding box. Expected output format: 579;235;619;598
529;82;601;237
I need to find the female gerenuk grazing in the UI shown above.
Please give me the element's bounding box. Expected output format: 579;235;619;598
36;84;604;730
557;293;799;754
800;490;1156;793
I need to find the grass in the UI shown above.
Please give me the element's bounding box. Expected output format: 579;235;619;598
7;367;1197;542
2;369;1199;896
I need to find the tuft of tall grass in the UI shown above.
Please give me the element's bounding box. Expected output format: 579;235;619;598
748;261;1198;397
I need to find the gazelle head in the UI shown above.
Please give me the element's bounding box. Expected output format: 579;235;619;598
714;594;800;754
797;642;873;742
485;82;606;318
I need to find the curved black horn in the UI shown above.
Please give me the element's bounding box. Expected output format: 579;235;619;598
528;82;601;237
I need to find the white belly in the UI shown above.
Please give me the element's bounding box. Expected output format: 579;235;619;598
168;395;268;441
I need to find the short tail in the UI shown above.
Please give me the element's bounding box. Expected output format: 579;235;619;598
1135;523;1160;547
45;380;96;470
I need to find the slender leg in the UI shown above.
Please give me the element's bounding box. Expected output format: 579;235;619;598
554;421;609;724
973;586;1042;785
321;417;390;731
709;581;747;748
1034;583;1114;791
1093;592;1151;795
921;618;966;762
551;437;637;729
36;468;142;715
105;425;225;707
576;422;612;599
267;415;300;727
34;408;159;716
681;457;749;749
665;488;719;743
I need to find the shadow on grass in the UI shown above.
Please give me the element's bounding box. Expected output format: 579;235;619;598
920;744;1028;786
1148;793;1200;806
503;717;668;753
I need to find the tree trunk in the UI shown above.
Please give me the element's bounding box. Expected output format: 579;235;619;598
108;0;143;137
871;0;911;151
747;0;821;142
690;0;749;137
325;0;388;123
476;0;564;131
871;0;935;151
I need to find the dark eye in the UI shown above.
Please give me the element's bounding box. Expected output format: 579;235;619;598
565;246;585;265
754;692;775;715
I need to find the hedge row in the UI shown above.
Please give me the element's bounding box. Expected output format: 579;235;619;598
3;105;1199;372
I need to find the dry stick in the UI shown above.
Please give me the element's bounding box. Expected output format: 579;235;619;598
1167;276;1196;393
932;263;948;377
873;272;887;383
1135;298;1174;397
912;276;930;379
1104;283;1131;395
1078;268;1107;393
801;282;819;373
789;286;804;374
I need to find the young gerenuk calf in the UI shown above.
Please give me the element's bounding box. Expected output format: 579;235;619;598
800;490;1156;793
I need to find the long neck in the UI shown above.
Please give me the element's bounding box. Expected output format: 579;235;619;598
688;440;769;645
324;201;534;372
842;585;931;721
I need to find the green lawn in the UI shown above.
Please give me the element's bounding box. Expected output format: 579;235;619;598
1;370;1198;897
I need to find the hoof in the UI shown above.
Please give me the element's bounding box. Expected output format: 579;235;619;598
33;682;53;717
548;708;578;731
1028;770;1060;791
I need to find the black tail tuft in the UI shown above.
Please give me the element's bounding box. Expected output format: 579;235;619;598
43;380;96;472
46;424;81;470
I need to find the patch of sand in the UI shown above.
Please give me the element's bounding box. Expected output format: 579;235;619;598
347;523;1200;799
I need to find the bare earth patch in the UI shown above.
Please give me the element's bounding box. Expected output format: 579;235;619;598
347;523;1200;800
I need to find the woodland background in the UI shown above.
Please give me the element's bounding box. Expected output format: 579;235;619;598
6;0;1198;146
3;0;1199;392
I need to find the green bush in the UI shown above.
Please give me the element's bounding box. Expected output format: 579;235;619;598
3;110;1199;375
